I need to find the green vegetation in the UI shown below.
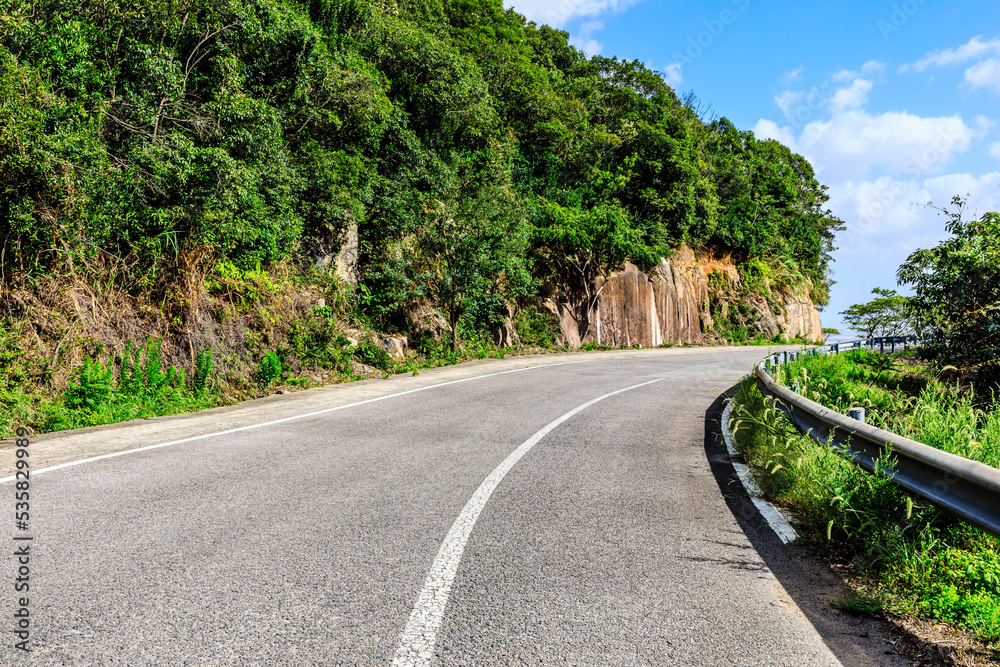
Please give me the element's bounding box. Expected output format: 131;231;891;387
730;349;1000;643
838;288;912;339
0;0;840;312
514;306;561;349
1;338;220;435
898;196;1000;390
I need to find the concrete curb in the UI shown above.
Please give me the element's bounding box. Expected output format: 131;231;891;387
721;396;798;544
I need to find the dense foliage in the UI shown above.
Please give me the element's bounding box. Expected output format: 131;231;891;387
898;197;1000;389
0;0;843;335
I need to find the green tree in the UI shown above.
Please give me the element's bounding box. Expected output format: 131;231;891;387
897;196;1000;386
532;197;661;341
839;288;912;339
414;186;533;353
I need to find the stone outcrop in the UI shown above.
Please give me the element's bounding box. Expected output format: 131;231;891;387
377;333;408;359
541;244;823;348
776;289;823;341
335;223;359;284
304;222;358;284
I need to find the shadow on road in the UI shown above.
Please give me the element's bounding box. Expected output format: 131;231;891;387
702;389;929;667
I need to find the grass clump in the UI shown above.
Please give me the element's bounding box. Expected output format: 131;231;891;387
730;348;1000;644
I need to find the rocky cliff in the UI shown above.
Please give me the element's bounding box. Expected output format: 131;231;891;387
540;245;823;347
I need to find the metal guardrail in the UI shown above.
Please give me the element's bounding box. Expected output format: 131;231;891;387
752;338;1000;539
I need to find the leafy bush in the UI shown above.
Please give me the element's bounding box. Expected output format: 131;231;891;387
45;338;219;430
286;308;355;375
354;338;393;372
192;349;213;394
256;351;283;386
64;357;114;413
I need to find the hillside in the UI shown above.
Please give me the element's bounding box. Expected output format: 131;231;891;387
0;0;843;434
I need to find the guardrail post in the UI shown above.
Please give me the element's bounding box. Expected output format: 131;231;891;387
880;338;884;353
848;407;866;423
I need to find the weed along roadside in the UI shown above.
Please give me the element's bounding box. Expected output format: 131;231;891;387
728;346;1000;648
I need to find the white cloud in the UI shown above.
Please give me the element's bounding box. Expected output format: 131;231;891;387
774;90;804;117
571;37;602;54
902;36;1000;95
903;35;1000;72
861;60;887;77
965;59;1000;93
779;56;1000;331
663;62;683;87
754;75;986;183
759;65;1000;332
504;0;640;28
569;19;605;55
823;170;1000;332
830;78;873;110
782;66;804;82
753;119;796;148
835;172;1000;246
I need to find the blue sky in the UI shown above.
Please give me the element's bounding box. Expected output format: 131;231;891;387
504;0;1000;334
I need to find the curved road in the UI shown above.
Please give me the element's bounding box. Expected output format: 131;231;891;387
2;348;906;665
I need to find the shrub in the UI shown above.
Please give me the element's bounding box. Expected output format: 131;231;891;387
514;306;560;348
256;351;283;386
64;357;113;412
354;338;393;372
730;350;1000;642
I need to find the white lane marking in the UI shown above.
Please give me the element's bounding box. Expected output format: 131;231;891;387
0;359;600;484
721;398;798;544
392;378;664;667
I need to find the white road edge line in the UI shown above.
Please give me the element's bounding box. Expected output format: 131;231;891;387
391;378;664;667
0;358;600;484
721;397;798;545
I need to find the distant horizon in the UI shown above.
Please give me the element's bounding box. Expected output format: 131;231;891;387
506;0;1000;333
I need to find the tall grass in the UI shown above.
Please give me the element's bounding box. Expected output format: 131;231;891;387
730;349;1000;643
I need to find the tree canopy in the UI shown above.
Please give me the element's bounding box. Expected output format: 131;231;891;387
898;197;1000;388
839;288;913;340
0;0;843;335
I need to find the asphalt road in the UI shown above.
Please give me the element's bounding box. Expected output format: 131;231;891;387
1;349;908;665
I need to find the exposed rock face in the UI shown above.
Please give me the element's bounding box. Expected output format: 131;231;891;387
405;302;450;343
494;304;519;348
335;223;359;284
377;334;408;359
776;289;823;341
303;222;358;284
588;255;712;347
543;244;823;347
